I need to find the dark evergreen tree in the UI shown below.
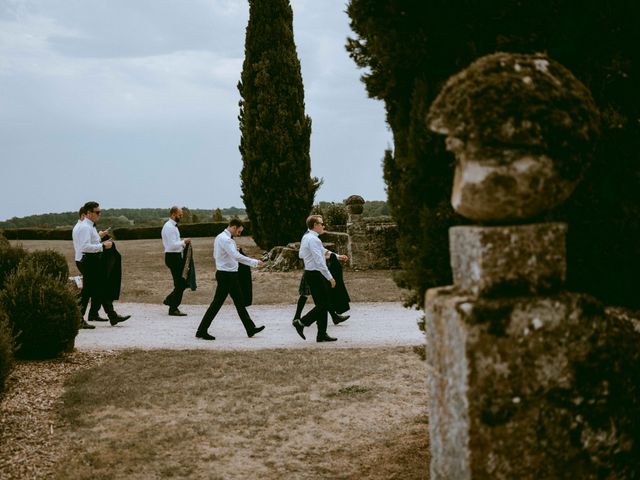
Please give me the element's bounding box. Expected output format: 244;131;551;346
347;0;640;308
238;0;319;249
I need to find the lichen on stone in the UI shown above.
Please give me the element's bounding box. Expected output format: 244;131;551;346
426;52;601;181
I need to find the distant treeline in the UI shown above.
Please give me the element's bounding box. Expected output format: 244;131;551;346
0;207;247;229
0;201;389;229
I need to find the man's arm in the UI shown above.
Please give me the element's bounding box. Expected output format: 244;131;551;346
78;226;103;253
223;237;259;267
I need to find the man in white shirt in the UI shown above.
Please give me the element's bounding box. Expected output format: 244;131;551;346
195;218;264;340
293;215;348;342
71;205;96;329
161;206;191;316
77;201;130;327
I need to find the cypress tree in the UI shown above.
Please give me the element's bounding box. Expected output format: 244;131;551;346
238;0;319;250
347;0;640;309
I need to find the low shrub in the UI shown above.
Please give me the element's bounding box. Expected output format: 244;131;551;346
324;203;348;228
0;245;29;289
22;249;69;281
0;308;14;395
0;264;80;359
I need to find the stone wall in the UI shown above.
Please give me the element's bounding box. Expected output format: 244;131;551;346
266;218;399;271
346;217;399;270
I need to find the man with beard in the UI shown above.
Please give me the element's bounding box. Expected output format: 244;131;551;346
161;206;191;316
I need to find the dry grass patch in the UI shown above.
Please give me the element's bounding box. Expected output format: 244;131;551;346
55;348;429;479
13;238;405;305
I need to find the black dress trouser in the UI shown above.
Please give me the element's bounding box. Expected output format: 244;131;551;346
81;253;115;318
197;270;255;335
164;252;186;309
300;270;330;337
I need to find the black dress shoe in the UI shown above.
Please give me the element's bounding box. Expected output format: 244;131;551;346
316;334;337;343
80;320;95;329
292;318;306;340
248;325;265;338
88;315;109;322
168;309;187;316
109;314;131;326
331;313;350;325
195;331;215;340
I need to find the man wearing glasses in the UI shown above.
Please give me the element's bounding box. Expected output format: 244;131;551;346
293;215;348;342
77;201;130;326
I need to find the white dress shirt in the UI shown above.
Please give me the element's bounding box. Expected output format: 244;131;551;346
72;219;84;262
77;218;103;255
214;229;258;272
161;219;185;253
299;230;333;281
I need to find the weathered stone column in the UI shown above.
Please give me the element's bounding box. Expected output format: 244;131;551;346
345;195;365;269
423;53;639;479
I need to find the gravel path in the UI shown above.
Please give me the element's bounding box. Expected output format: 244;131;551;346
75;302;424;351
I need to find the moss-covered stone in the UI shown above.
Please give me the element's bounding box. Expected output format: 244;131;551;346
425;288;639;479
427;52;600;181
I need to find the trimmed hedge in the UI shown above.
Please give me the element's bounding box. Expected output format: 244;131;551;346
0;221;251;242
0;264;80;359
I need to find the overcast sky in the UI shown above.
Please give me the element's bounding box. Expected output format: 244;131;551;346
0;0;391;221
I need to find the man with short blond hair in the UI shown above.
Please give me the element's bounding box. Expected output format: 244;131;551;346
293;215;348;342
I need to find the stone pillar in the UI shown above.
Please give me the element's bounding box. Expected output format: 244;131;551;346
345;195;365;269
423;53;638;479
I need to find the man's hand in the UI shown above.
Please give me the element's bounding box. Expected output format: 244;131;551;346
330;278;336;288
257;260;265;268
103;241;113;249
338;254;348;262
184;238;191;245
98;230;107;238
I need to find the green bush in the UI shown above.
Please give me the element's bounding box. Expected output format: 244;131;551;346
0;245;29;289
0;264;80;359
0;308;14;395
324;203;348;228
310;204;325;218
22;249;69;281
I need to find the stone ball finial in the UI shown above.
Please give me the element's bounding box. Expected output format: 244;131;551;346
427;52;600;222
345;195;365;214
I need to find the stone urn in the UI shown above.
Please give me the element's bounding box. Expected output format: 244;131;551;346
345;195;365;215
426;52;600;222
